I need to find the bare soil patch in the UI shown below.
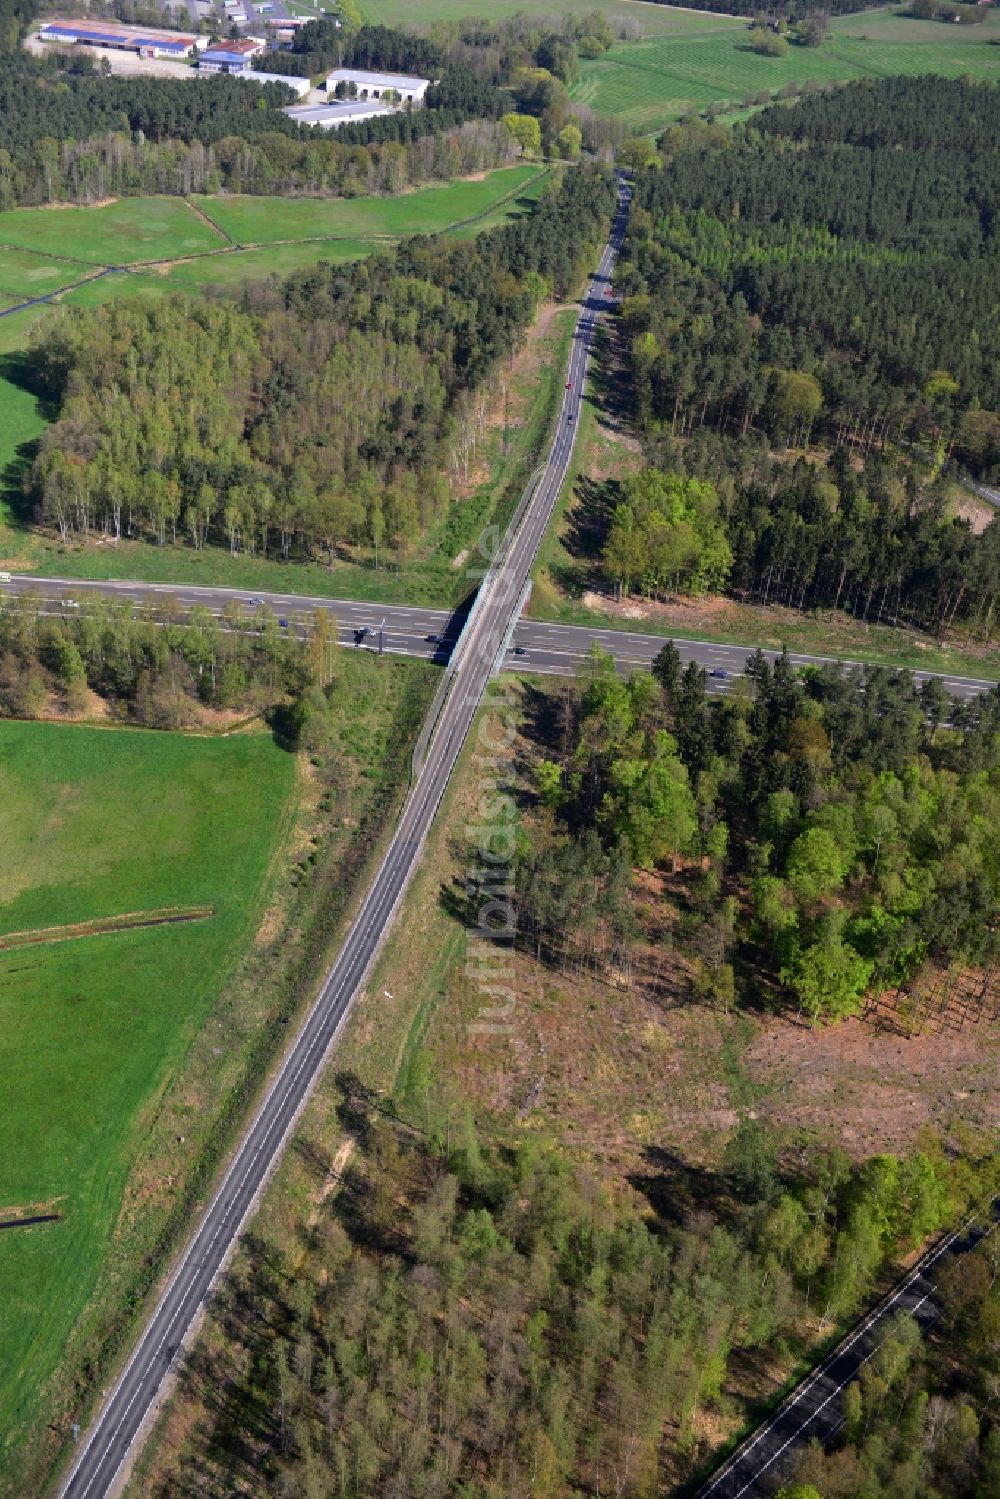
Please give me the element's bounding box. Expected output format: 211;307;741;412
749;1014;1000;1156
448;300;573;500
955;494;995;536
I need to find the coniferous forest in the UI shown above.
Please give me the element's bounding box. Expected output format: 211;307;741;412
152;1088;1000;1499
607;78;1000;640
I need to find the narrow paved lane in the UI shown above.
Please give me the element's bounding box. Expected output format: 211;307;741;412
57;179;631;1499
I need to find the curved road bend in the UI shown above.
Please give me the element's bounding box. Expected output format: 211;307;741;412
4;583;996;706
697;1213;995;1498
57;181;632;1499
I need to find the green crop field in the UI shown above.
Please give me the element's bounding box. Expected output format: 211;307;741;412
573;7;1000;131
194;164;548;244
0;721;297;1478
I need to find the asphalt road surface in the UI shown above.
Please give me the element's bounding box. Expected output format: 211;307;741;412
3;578;996;705
57;179;632;1499
696;1213;995;1498
965;476;1000;511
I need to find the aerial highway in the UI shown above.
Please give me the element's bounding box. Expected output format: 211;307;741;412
57;179;632;1499
696;1211;996;1498
2;576;996;705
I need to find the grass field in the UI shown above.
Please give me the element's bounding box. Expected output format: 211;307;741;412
193;164;546;244
0;168;547;310
0;196;227;265
149;237;374;286
0;248;101;300
0;721;297;1481
0;303;52;355
573;6;1000;131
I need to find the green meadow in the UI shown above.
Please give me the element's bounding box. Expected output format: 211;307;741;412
0;248;100;300
0;196;226;265
0;720;297;1482
149;236;374;286
0;165;546;299
192;164;547;244
573;6;1000;132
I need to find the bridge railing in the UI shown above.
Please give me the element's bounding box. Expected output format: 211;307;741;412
410;464;546;781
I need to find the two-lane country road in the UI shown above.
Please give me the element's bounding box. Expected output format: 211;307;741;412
696;1211;997;1498
57;179;632;1499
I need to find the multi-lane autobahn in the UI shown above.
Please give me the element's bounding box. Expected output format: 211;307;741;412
3;576;996;705
57;179;632;1499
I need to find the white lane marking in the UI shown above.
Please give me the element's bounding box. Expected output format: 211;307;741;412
700;1219;991;1498
62;202;628;1499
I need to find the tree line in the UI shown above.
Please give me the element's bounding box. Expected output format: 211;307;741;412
29;167;616;566
1;117;519;208
0;588;321;728
597;459;1000;642
145;1081;1000;1498
524;642;1000;1028
645;0;878;15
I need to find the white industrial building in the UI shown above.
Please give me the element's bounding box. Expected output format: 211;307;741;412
284;99;396;130
247;71;311;98
323;67;430;105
